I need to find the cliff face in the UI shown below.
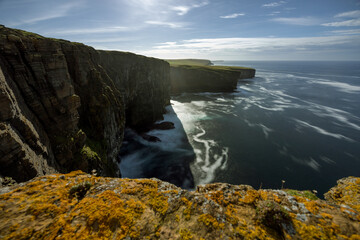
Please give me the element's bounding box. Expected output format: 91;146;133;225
170;65;255;94
0;171;359;239
0;25;170;181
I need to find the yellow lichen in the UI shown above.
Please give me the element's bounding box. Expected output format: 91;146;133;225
179;228;193;240
197;214;224;229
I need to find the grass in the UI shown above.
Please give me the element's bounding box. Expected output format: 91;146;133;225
171;63;254;73
284;189;319;200
166;59;213;66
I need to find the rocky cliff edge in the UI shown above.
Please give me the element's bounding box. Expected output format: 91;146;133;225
0;171;359;239
0;25;170;181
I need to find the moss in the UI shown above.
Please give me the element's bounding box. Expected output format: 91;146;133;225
69;181;92;200
255;200;291;234
285;189;319;200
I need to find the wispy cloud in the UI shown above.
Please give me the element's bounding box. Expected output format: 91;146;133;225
9;2;82;26
328;29;360;35
267;11;281;16
322;18;360;27
138;35;360;59
335;10;360;18
323;10;360;27
46;26;133;35
172;6;192;16
220;13;245;19
145;20;187;28
262;1;286;8
271;17;322;26
171;1;208;16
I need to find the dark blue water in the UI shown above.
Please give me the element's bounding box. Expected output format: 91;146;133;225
120;61;360;197
171;61;360;196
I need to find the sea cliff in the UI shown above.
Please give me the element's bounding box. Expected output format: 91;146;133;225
169;60;255;93
0;25;170;181
0;171;359;239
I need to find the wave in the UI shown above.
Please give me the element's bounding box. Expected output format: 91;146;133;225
191;126;229;185
294;119;355;142
244;120;274;139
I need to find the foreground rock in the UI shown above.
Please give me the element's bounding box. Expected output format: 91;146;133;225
0;25;170;180
0;172;359;239
170;64;255;94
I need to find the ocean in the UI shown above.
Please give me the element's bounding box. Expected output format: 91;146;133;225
119;61;360;197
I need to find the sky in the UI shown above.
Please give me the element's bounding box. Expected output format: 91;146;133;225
0;0;360;60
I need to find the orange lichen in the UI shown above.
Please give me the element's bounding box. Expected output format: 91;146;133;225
197;214;224;229
179;228;193;240
0;172;359;239
239;189;260;204
181;197;193;220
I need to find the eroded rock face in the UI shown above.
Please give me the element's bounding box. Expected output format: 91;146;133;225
170;65;256;94
0;25;170;180
0;171;359;239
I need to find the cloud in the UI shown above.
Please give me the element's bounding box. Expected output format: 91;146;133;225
271;17;321;26
322;18;360;27
145;20;187;28
220;13;245;19
323;10;360;27
328;29;360;35
138;35;360;59
171;1;208;15
267;11;281;16
9;1;83;26
172;6;191;16
262;1;286;7
46;26;133;35
335;10;360;18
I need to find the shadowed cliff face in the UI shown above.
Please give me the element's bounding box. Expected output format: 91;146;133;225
0;25;170;181
0;171;359;239
170;65;256;94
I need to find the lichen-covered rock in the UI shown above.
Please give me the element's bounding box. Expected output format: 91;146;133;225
0;25;170;180
324;176;360;212
0;171;359;239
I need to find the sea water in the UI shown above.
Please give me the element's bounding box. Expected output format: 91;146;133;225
120;61;360;196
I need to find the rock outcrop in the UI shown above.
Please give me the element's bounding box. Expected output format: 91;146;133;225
170;65;255;94
0;171;359;239
0;25;170;181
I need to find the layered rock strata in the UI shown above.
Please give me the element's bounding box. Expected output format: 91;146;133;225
0;25;170;181
0;171;359;239
170;65;255;93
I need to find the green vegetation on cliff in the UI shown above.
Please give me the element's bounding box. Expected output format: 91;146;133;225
166;59;213;66
169;60;256;93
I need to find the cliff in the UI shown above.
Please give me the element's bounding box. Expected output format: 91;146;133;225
0;25;170;181
170;64;256;94
0;171;359;239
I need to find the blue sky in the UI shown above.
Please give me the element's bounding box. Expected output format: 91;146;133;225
0;0;360;60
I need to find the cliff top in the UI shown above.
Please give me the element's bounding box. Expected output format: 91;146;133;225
0;171;359;239
166;59;213;66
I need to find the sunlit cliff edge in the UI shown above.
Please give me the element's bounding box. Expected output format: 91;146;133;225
0;171;359;240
